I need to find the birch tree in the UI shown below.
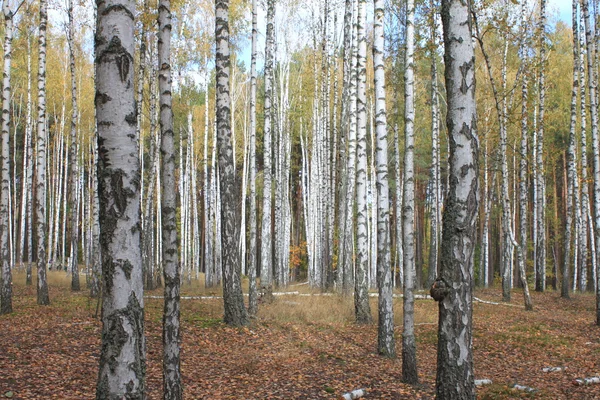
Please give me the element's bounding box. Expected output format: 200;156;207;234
216;0;248;326
36;0;50;305
158;0;182;394
563;0;580;299
336;0;357;293
95;0;146;393
373;0;394;358
435;0;478;396
261;0;275;291
402;0;418;383
0;0;15;315
354;0;372;324
247;0;258;316
67;0;80;292
580;0;600;324
535;0;547;292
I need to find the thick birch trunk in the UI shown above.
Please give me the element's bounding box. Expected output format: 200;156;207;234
402;0;418;382
436;0;478;396
216;0;249;326
373;0;395;358
95;0;146;394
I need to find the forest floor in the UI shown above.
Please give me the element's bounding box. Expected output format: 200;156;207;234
1;271;600;399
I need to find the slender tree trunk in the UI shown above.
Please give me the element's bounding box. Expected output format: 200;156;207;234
427;3;441;289
394;126;404;288
337;0;358;293
216;0;249;326
402;0;418;383
0;0;14;315
261;0;275;291
373;0;395;358
518;0;533;311
158;0;181;395
248;0;258;313
354;0;372;324
435;0;478;396
580;0;600;324
67;0;80;291
563;0;581;299
35;0;50;305
535;0;547;292
95;0;146;393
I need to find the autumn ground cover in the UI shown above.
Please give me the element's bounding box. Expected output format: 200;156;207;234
1;271;600;399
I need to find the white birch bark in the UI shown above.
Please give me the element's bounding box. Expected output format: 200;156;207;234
216;0;248;326
158;0;182;393
35;0;49;305
19;34;32;271
395;126;403;288
248;0;258;312
354;0;372;324
95;0;145;393
0;0;14;314
535;0;547;292
580;0;600;324
374;0;395;358
261;0;275;290
564;0;580;299
427;5;441;289
67;0;80;291
435;0;478;395
402;0;418;382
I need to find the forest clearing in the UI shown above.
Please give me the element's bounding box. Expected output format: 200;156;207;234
1;271;599;399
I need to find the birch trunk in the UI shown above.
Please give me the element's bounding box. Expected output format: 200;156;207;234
518;0;533;311
216;0;249;326
580;0;600;324
248;0;257;313
19;35;32;271
67;0;80;291
95;0;146;393
373;0;395;358
535;0;547;292
158;0;182;394
402;0;418;382
337;0;358;293
563;0;580;299
0;0;14;314
395;126;403;288
35;0;50;305
427;5;441;289
354;0;372;324
261;0;275;290
436;0;478;395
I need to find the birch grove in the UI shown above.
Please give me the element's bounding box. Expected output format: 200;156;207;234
0;0;598;393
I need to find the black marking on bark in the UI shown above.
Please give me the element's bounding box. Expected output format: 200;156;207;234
101;4;134;21
125;110;137;126
121;260;133;279
95;91;111;106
